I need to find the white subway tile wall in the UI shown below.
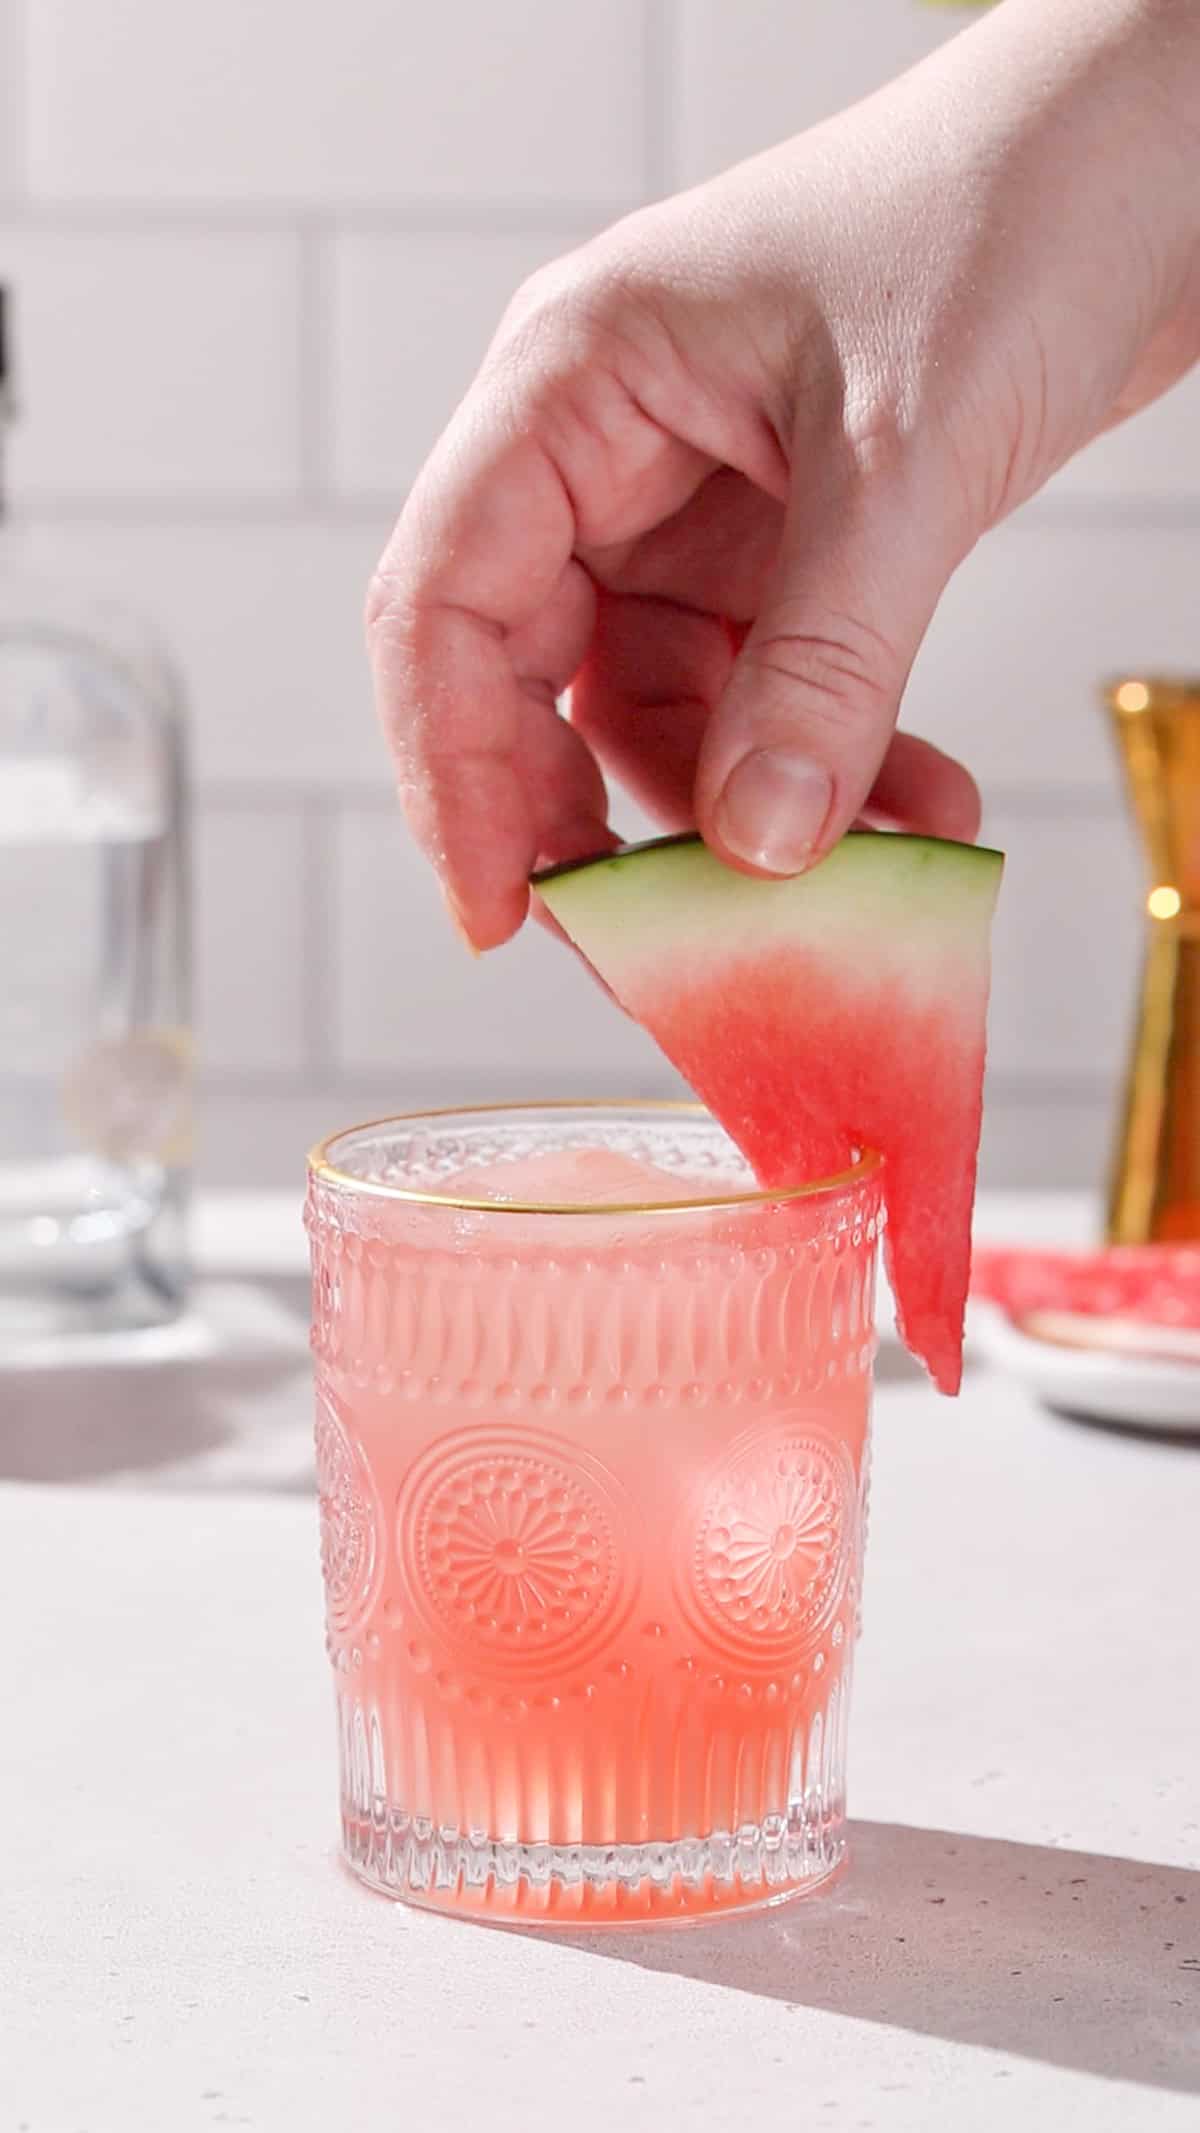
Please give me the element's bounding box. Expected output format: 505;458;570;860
906;524;1200;788
0;230;303;499
327;230;599;498
674;0;955;181
26;0;648;206
14;520;390;785
331;806;675;1093
1;0;1186;1189
0;2;22;201
982;806;1141;1083
196;809;312;1075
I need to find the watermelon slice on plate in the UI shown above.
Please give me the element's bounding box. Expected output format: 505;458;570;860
972;1244;1200;1344
535;830;1003;1394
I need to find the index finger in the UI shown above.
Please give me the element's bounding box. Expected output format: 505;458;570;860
367;395;604;950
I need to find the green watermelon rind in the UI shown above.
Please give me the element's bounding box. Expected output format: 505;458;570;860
535;831;1002;985
535;829;1003;1393
534;827;1003;890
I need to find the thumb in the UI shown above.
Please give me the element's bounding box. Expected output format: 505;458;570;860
696;484;949;874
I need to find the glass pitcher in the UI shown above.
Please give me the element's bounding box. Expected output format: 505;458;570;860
0;287;191;1341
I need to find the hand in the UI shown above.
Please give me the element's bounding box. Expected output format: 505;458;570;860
368;0;1200;948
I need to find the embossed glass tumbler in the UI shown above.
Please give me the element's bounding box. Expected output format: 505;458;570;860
306;1102;882;1925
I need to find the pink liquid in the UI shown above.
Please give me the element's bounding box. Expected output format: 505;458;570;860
308;1118;880;1922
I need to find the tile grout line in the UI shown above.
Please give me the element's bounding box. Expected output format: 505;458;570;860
12;488;1200;531
1;0;30;203
0;197;644;238
299;792;337;1082
641;0;674;202
7;495;395;527
200;783;379;812
193;1063;1120;1104
294;218;330;506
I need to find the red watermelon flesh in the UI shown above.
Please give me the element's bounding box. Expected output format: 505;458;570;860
536;831;1003;1393
972;1245;1200;1329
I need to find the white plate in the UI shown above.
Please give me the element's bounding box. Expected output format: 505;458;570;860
971;1301;1200;1434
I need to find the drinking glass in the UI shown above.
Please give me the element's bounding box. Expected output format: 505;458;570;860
306;1102;881;1925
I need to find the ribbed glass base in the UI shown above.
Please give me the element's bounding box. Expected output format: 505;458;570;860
341;1801;846;1925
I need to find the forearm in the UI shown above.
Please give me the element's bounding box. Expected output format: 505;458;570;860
779;0;1200;515
969;0;1200;423
952;0;1200;277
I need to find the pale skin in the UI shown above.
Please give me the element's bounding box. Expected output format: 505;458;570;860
367;0;1200;951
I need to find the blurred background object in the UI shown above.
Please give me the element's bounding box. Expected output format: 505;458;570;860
2;0;1197;1192
1104;678;1200;1244
0;285;191;1340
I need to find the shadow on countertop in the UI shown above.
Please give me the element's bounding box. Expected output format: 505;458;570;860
556;1820;1200;2094
0;1274;314;1490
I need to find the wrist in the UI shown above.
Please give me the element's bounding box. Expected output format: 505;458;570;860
961;0;1200;309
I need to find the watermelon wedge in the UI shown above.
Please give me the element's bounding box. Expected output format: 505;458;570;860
535;831;1003;1393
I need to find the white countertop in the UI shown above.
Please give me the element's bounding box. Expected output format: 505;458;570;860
2;1193;1198;2131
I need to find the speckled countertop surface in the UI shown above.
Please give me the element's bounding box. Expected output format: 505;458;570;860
2;1193;1197;2131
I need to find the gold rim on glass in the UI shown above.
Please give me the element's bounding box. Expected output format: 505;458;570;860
307;1099;881;1216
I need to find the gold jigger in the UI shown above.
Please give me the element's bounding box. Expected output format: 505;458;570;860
1105;677;1200;1243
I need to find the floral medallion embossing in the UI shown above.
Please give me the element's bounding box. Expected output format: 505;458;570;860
314;1389;383;1636
397;1426;635;1677
679;1420;857;1665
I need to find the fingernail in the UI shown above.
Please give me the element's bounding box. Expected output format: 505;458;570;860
443;888;481;957
713;748;833;873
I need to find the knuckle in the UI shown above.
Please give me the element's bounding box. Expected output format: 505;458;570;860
363;563;399;644
497;258;569;340
364;552;423;663
496;236;661;387
494;245;604;368
748;613;897;726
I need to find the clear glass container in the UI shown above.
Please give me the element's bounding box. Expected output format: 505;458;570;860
307;1102;881;1926
0;292;191;1342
